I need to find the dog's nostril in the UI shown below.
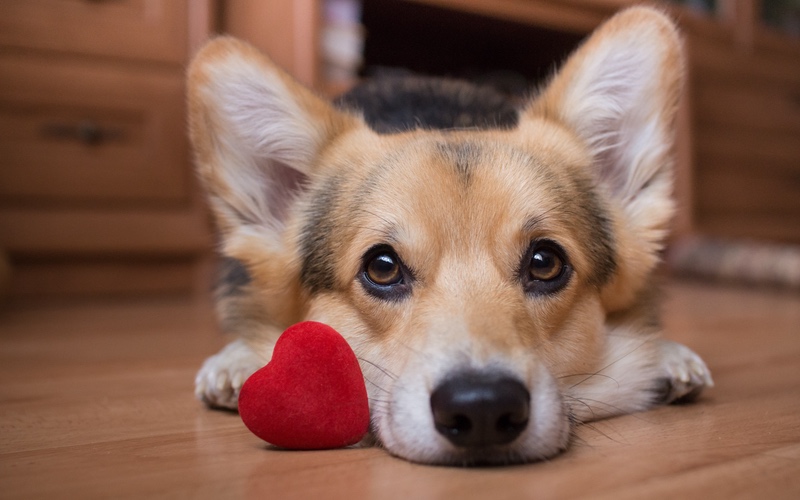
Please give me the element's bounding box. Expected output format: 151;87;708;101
430;372;530;448
438;414;472;438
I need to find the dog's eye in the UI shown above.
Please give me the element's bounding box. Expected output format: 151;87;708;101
529;247;563;281
359;245;412;301
522;240;571;295
366;252;403;286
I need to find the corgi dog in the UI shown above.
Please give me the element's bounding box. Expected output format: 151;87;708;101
189;7;713;465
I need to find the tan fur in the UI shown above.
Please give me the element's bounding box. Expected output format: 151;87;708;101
190;7;712;465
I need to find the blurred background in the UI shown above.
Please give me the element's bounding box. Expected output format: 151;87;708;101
0;0;798;302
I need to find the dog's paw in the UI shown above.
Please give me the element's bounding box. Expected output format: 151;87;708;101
655;340;714;404
195;340;265;410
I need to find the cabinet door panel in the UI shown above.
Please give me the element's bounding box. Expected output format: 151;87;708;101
0;0;188;64
0;54;189;204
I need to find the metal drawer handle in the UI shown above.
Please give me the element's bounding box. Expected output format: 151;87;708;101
40;120;124;146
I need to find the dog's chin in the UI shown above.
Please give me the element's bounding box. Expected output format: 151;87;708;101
375;416;571;467
388;442;570;467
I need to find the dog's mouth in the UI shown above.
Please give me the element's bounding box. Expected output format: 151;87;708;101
422;447;540;468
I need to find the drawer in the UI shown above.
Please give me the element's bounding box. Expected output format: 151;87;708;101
0;0;188;64
690;40;800;244
0;53;189;204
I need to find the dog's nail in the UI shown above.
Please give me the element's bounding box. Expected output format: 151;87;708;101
232;371;246;390
689;360;714;387
703;371;715;388
195;380;206;399
677;366;690;384
215;372;229;393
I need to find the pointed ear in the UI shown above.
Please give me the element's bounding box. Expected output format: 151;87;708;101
528;6;682;216
526;7;684;309
188;37;358;252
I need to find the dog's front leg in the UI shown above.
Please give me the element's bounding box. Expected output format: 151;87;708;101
562;330;713;423
194;339;267;409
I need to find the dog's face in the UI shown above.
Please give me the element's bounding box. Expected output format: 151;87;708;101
189;8;683;464
306;130;611;463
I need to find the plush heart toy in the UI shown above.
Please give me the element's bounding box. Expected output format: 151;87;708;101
238;321;370;449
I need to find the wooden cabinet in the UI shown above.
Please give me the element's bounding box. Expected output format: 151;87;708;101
0;0;216;299
683;7;800;243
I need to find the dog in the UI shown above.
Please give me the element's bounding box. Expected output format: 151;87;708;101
189;7;713;465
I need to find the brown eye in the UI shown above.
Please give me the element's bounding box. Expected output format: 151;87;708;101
366;252;403;286
529;247;564;281
360;245;413;301
521;240;571;296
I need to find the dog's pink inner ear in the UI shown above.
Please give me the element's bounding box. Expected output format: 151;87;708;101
262;159;309;224
188;37;360;235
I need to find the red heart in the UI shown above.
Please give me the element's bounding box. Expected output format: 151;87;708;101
238;321;370;449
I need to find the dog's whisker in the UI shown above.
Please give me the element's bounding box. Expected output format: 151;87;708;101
567;396;655;425
559;372;620;388
364;380;390;394
564;395;598;420
569;432;591;450
577;422;629;445
568;333;660;389
358;357;398;381
388;338;430;360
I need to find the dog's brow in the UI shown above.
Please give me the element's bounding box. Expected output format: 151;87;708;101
523;215;546;235
351;208;399;242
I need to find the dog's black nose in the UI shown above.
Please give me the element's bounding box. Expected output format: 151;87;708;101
430;372;530;448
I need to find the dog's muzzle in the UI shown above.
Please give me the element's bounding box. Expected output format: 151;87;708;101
430;371;530;448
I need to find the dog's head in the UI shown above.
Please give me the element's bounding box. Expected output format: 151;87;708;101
189;7;683;464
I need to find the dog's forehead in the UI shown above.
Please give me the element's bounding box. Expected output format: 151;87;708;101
357;133;576;230
355;131;615;284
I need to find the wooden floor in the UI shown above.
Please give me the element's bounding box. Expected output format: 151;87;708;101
1;280;799;499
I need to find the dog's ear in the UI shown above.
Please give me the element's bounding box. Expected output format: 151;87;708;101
188;37;358;252
525;7;684;309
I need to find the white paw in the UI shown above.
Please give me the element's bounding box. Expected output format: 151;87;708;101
658;340;714;404
195;340;265;410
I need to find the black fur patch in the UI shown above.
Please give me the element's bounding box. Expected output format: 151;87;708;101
299;176;342;293
336;75;519;134
572;176;617;288
215;257;251;298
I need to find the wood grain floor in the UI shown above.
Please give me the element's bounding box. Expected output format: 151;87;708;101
1;280;799;499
